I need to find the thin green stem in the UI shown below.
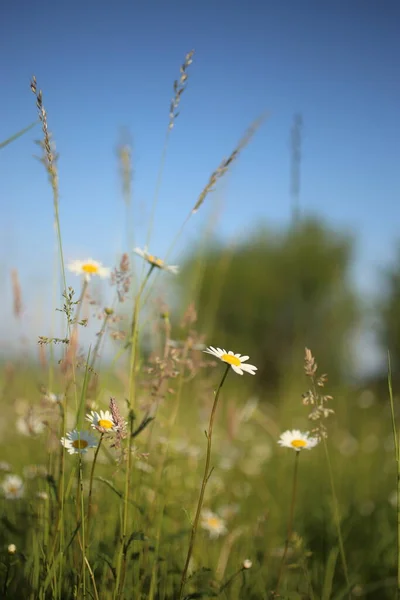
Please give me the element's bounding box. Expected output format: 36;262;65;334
126;264;155;352
86;313;111;396
78;455;86;598
89;314;110;372
219;567;245;595
114;414;135;599
178;364;230;599
322;437;350;596
308;374;350;597
388;350;400;599
74;279;89;330
145;129;171;249
274;451;300;596
388;351;398;458
397;464;400;600
148;345;190;600
114;266;154;598
86;434;104;538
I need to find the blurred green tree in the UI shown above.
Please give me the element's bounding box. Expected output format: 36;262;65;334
178;217;359;391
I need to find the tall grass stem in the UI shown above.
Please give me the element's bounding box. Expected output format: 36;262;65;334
178;364;230;598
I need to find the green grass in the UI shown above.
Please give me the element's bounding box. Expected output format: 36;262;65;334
0;363;397;599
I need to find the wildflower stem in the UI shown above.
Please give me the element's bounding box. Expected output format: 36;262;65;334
114;413;135;599
86;434;104;536
219;567;245;594
306;348;350;596
178;363;230;599
31;78;75;597
322;437;350;596
74;279;89;329
126;264;155;352
114;265;154;598
126;263;155;415
87;312;112;388
274;451;300;595
146;128;171;249
78;455;86;598
388;352;400;597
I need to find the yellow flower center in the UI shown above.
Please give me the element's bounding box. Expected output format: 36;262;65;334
72;439;89;449
221;354;241;367
82;263;99;274
291;439;306;449
148;255;164;268
98;419;114;429
9;486;18;494
207;517;221;529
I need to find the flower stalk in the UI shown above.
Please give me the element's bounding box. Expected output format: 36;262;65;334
179;363;230;598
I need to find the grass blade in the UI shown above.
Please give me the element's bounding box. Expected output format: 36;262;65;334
322;546;339;600
0;121;38;149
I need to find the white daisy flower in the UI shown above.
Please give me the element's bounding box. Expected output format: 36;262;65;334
278;430;319;452
133;247;179;274
201;509;228;539
203;346;257;376
243;559;252;569
68;259;110;282
2;475;24;500
60;430;98;455
86;410;116;433
8;544;17;555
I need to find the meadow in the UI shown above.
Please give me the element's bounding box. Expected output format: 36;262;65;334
1;54;399;600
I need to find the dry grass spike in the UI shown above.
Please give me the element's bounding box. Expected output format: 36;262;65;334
169;50;195;130
11;269;22;319
30;76;59;200
191;113;268;214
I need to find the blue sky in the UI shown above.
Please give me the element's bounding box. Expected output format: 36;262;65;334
1;0;399;371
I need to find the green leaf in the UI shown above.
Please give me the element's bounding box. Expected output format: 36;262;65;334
322;546;339;600
0;121;39;149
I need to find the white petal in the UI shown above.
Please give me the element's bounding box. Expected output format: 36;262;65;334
209;346;221;355
204;348;217;356
98;267;111;278
240;363;257;374
166;265;179;274
231;365;244;375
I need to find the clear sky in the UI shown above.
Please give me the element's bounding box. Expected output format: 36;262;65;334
1;0;399;372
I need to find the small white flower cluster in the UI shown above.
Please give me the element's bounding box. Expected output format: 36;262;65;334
60;410;121;455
